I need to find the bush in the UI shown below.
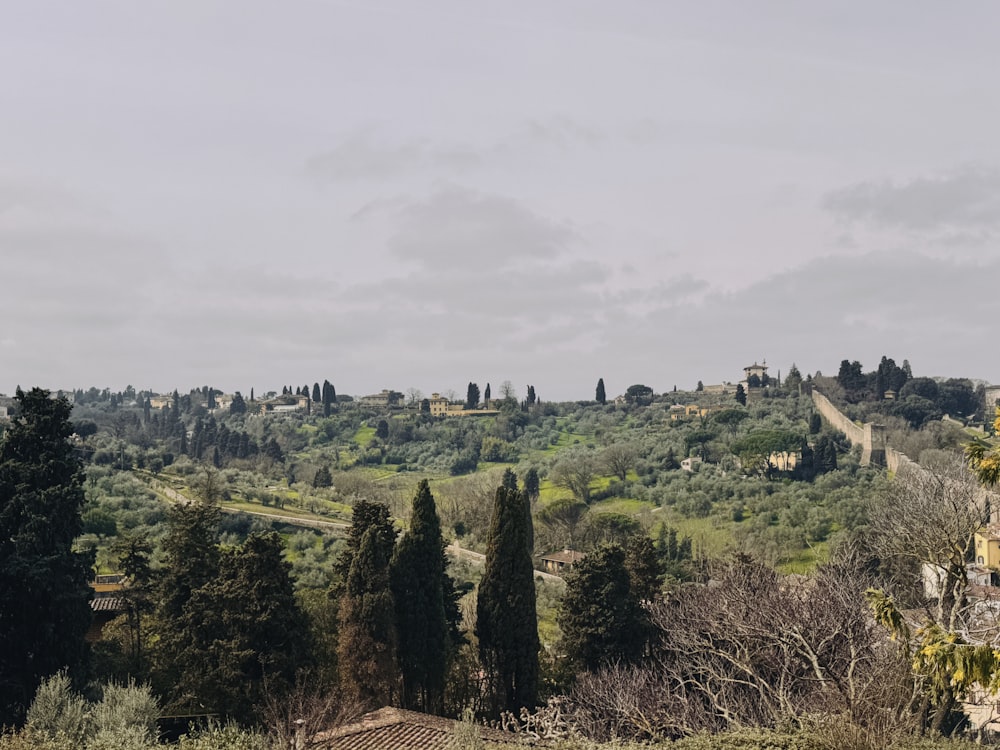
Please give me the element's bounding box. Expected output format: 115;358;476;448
26;672;87;746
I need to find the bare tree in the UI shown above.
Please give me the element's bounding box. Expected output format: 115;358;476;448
561;556;911;742
550;448;599;504
869;453;987;631
601;443;636;482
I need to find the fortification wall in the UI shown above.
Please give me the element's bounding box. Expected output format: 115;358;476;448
810;390;865;446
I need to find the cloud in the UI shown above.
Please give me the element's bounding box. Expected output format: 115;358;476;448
385;186;577;267
305;117;602;184
304;130;486;183
824;166;1000;231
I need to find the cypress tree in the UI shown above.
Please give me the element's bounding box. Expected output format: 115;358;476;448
150;500;221;711
390;480;453;714
0;388;93;725
477;484;539;715
312;382;321;403
595;378;606;405
338;527;398;709
336;500;398;709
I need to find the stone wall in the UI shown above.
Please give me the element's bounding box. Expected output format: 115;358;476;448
810;389;864;446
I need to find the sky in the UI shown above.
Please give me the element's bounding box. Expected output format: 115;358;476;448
2;1;999;401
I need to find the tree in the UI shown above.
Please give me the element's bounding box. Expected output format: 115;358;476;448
484;383;491;407
713;408;749;439
390;480;457;714
624;384;653;406
229;391;247;415
322;380;337;417
477;484;539;716
734;383;747;406
375;419;389;441
595;378;606;405
150;500;222;713
550;448;599;504
0;388;93;725
536;497;589;550
523;467;541;502
187;532;312;721
785;363;803;394
601;443;636;482
870;455;986;632
312;383;321;403
337;500;398;709
967;407;1000;487
559;543;645;672
466;382;480;410
696;380;704;392
313;465;333;488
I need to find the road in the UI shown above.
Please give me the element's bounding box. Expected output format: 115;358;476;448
138;472;564;581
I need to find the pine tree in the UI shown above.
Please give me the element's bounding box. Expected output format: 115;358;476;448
390;480;454;714
0;388;93;725
595;378;606;405
477;485;539;715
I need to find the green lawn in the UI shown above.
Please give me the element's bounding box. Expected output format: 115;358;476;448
352;425;376;447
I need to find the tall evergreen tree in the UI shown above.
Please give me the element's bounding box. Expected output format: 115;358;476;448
390;480;454;714
558;543;645;672
595;378;606;405
150;500;221;711
336;500;398;709
312;382;321;403
338;527;398;709
0;388;93;725
484;383;491;407
735;383;747;406
466;382;480;410
187;532;312;722
477;485;539;715
229;391;247;414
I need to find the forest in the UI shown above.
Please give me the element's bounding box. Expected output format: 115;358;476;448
1;358;999;750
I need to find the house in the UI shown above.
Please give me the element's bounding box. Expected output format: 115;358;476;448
87;574;127;642
360;390;400;407
428;393;450;417
975;526;1000;568
540;549;586;575
681;456;703;472
702;383;735;395
316;706;540;749
259;394;310;415
744;361;768;383
986;385;1000;410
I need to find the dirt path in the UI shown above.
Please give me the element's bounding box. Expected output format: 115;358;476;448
139;472;563;580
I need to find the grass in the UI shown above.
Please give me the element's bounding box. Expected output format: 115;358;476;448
589;498;656;516
776;542;829;574
352;425;376;447
653;508;734;559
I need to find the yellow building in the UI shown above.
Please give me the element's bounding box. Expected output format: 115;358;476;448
974;526;1000;568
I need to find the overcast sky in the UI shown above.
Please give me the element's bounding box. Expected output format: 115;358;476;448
2;1;998;401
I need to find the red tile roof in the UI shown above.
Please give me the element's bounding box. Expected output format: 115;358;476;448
318;707;531;749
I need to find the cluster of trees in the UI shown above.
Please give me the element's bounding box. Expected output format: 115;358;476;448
833;356;983;427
